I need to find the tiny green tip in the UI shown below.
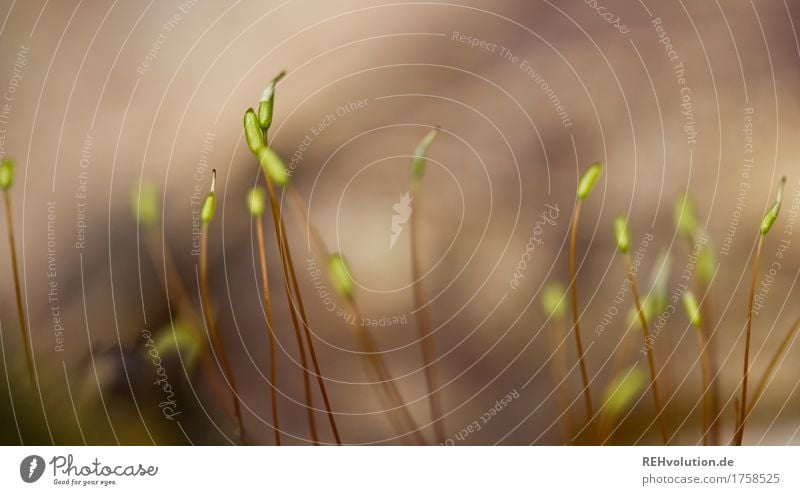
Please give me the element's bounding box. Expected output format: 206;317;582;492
674;192;698;238
410;126;440;183
759;176;786;235
603;365;646;417
259;70;286;104
541;282;567;320
257;71;286;130
246;186;266;217
0;158;13;191
614;216;630;254
257;147;290;187
682;291;702;329
131;182;159;230
244;108;265;155
200;170;216;225
328;252;354;299
577;162;603;200
696;239;716;285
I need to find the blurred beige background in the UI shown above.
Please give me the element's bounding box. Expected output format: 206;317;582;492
0;0;799;445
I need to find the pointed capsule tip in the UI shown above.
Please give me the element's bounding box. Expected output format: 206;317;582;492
577;162;603;200
614;216;630;254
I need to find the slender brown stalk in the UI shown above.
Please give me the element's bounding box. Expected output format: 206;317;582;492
142;229;231;411
569;202;593;423
3;191;36;394
547;320;574;443
349;302;428;445
734;235;764;446
698;294;721;445
746;315;800;419
264;179;340;445
287;188;427;444
693;324;712;446
255;218;281;445
408;186;445;444
199;224;247;444
683;234;721;445
625;254;668;445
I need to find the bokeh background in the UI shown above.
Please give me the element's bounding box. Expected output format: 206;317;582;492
0;0;799;445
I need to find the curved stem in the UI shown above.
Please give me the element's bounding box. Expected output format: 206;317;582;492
569;201;593;424
199;225;247;444
287;188;426;444
746;315;800;419
143;229;231;415
684;234;721;445
625;254;668;445
547;320;573;443
256;219;281;445
3;192;36;395
734;234;763;446
408;185;445;444
265;179;341;445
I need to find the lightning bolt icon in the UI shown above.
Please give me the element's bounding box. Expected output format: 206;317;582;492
28;458;37;479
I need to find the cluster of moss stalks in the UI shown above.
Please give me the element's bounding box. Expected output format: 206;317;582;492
4;71;797;446
551;164;793;445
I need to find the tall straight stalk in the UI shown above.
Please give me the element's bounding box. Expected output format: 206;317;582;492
697;288;721;445
252;195;281;445
624;254;669;444
676;194;721;444
746;316;800;418
349;300;428;445
139;214;232;411
288;188;427;444
264;179;340;445
246;91;339;444
569;201;593;423
407;128;445;443
734;235;763;446
198;171;247;444
693;323;712;446
547;319;573;442
734;176;784;446
408;186;444;443
2;190;36;394
615;216;667;444
683;291;711;446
